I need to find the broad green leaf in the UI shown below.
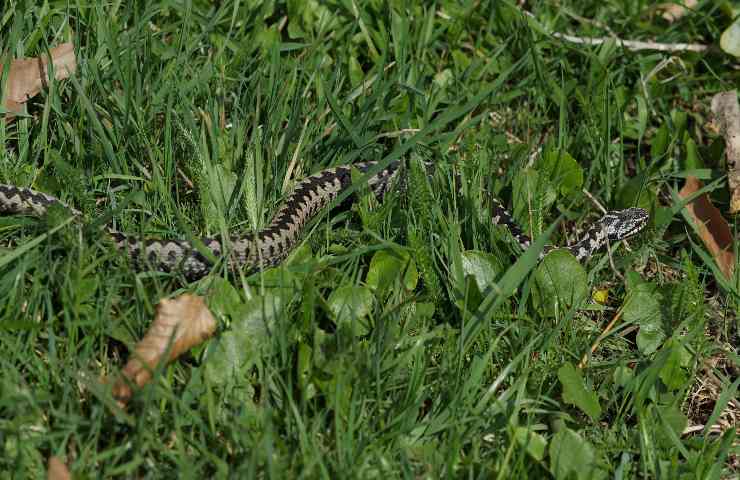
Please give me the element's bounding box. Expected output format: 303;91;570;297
460;250;503;293
671;109;688;137
456;274;484;313
652;206;674;234
558;362;602;421
286;0;307;38
256;25;280;53
622;283;665;355
327;285;374;336
540;148;584;196
451;49;471;70
616;174;656;211
532;250;588;317
655;404;688;448
205;293;284;385
514;427;547;461
204;330;251;387
624;270;646;291
285;243;314;266
685;137;703;170
650;123;670;159
206;276;243;320
613;364;634;388
404;301;436;332
636;320;666;356
658;339;690;390
461;219;558;352
252;266;303;300
366;249;418;292
549;428;604;480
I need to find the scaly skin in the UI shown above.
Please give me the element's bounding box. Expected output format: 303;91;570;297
0;161;648;278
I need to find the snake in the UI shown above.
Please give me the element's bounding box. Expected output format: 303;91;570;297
0;160;649;279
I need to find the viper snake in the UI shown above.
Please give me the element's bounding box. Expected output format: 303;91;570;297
0;161;648;279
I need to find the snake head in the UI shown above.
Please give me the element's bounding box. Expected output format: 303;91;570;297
603;207;649;241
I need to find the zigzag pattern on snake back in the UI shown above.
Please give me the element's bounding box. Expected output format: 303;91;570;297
0;160;649;279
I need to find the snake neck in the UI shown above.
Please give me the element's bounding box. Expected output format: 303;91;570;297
490;198;610;262
541;223;607;261
560;224;609;261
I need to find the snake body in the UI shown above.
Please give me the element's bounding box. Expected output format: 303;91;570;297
0;161;648;279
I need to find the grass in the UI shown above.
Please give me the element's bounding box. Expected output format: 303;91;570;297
1;0;738;477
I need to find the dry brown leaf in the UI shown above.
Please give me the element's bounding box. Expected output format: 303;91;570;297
2;42;76;120
711;91;740;214
659;0;698;23
47;456;71;480
679;176;735;280
112;294;217;406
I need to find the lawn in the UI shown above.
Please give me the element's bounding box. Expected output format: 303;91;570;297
1;0;738;477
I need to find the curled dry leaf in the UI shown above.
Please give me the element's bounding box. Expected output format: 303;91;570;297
2;42;76;120
112;294;217;406
711;91;740;213
679;176;735;280
47;456;71;480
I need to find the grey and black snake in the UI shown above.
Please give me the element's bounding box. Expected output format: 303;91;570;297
0;160;648;279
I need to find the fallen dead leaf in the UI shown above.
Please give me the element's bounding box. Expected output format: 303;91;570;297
112;294;217;407
711;91;740;214
659;0;698;23
47;456;71;480
2;42;76;120
679;176;735;280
